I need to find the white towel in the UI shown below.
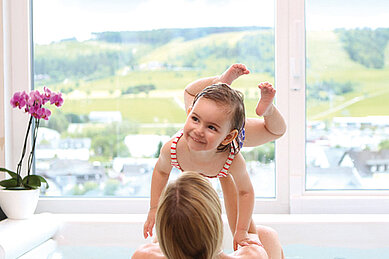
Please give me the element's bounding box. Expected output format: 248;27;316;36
18;239;57;259
0;213;60;259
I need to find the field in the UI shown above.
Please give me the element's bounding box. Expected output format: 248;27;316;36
37;29;389;134
306;31;389;120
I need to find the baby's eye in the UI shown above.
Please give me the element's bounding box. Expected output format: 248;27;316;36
192;116;199;122
208;125;216;131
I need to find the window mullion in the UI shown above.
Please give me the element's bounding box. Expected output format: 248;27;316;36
286;0;306;213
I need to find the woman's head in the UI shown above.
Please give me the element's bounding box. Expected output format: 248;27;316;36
191;83;245;153
156;171;223;259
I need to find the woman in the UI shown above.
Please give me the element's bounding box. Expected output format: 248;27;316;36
133;171;284;259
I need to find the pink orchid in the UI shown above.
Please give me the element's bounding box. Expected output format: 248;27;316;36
35;107;51;120
42;108;51;120
10;87;62;119
29;90;43;107
5;86;63;189
50;93;64;107
43;87;52;104
28;105;40;119
10;92;27;109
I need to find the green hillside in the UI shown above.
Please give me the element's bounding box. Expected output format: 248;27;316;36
306;30;389;120
35;27;389;131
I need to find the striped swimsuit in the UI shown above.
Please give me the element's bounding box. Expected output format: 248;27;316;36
170;130;235;178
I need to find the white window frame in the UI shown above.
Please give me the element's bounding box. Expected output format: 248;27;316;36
2;0;389;214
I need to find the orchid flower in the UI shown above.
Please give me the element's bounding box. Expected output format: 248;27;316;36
1;87;63;190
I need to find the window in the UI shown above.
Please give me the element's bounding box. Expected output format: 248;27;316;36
305;0;389;190
3;0;389;214
31;0;276;199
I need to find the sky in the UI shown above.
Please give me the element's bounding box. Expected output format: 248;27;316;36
33;0;389;44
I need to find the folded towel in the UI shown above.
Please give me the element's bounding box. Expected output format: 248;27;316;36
18;239;57;259
0;213;60;259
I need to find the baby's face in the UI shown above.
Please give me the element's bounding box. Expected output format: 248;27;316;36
184;98;233;152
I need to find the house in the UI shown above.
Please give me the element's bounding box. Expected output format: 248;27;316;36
339;149;389;177
38;159;106;191
333;116;389;129
36;138;91;160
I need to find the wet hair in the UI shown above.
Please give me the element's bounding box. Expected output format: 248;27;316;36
192;83;245;154
156;171;223;259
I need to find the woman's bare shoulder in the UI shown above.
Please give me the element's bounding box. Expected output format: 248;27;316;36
224;244;268;259
131;243;166;259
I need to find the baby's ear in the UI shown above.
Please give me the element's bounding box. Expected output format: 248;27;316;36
221;129;238;145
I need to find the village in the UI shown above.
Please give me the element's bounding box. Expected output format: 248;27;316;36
35;112;389;197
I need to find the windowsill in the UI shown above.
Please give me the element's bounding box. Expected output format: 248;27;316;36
36;195;389;214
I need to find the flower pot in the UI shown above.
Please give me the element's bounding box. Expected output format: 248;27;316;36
0;189;40;219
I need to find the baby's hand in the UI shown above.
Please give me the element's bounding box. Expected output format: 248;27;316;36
256;82;276;116
143;208;157;239
233;229;262;251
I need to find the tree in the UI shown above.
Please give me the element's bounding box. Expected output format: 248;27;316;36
379;139;389;151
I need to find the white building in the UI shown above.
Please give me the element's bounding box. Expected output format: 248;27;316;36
124;134;170;158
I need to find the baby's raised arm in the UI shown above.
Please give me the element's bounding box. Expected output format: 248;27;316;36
143;140;173;239
184;64;249;111
184;64;286;146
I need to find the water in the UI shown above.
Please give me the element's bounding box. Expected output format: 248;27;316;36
48;246;133;259
47;244;389;259
283;244;389;259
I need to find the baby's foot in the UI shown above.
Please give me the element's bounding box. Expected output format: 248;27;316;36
256;82;276;116
219;64;250;85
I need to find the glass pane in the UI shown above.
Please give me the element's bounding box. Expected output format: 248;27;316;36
33;0;275;197
306;1;389;190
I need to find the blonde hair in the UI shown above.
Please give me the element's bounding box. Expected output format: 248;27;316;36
156;171;223;259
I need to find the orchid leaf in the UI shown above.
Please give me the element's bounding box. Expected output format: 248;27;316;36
0;178;18;188
0;168;19;180
35;175;49;189
23;175;42;189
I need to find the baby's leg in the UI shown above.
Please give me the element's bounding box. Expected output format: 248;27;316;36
256;82;276;117
219;175;256;234
219;64;250;86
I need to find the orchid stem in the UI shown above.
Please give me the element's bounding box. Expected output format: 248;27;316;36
16;116;33;186
27;118;40;183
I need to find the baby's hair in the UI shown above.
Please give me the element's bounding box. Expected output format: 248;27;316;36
192;83;246;154
156;171;223;259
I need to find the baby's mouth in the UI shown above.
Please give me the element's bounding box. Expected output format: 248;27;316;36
191;135;205;144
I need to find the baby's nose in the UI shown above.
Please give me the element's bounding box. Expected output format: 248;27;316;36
195;127;205;136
